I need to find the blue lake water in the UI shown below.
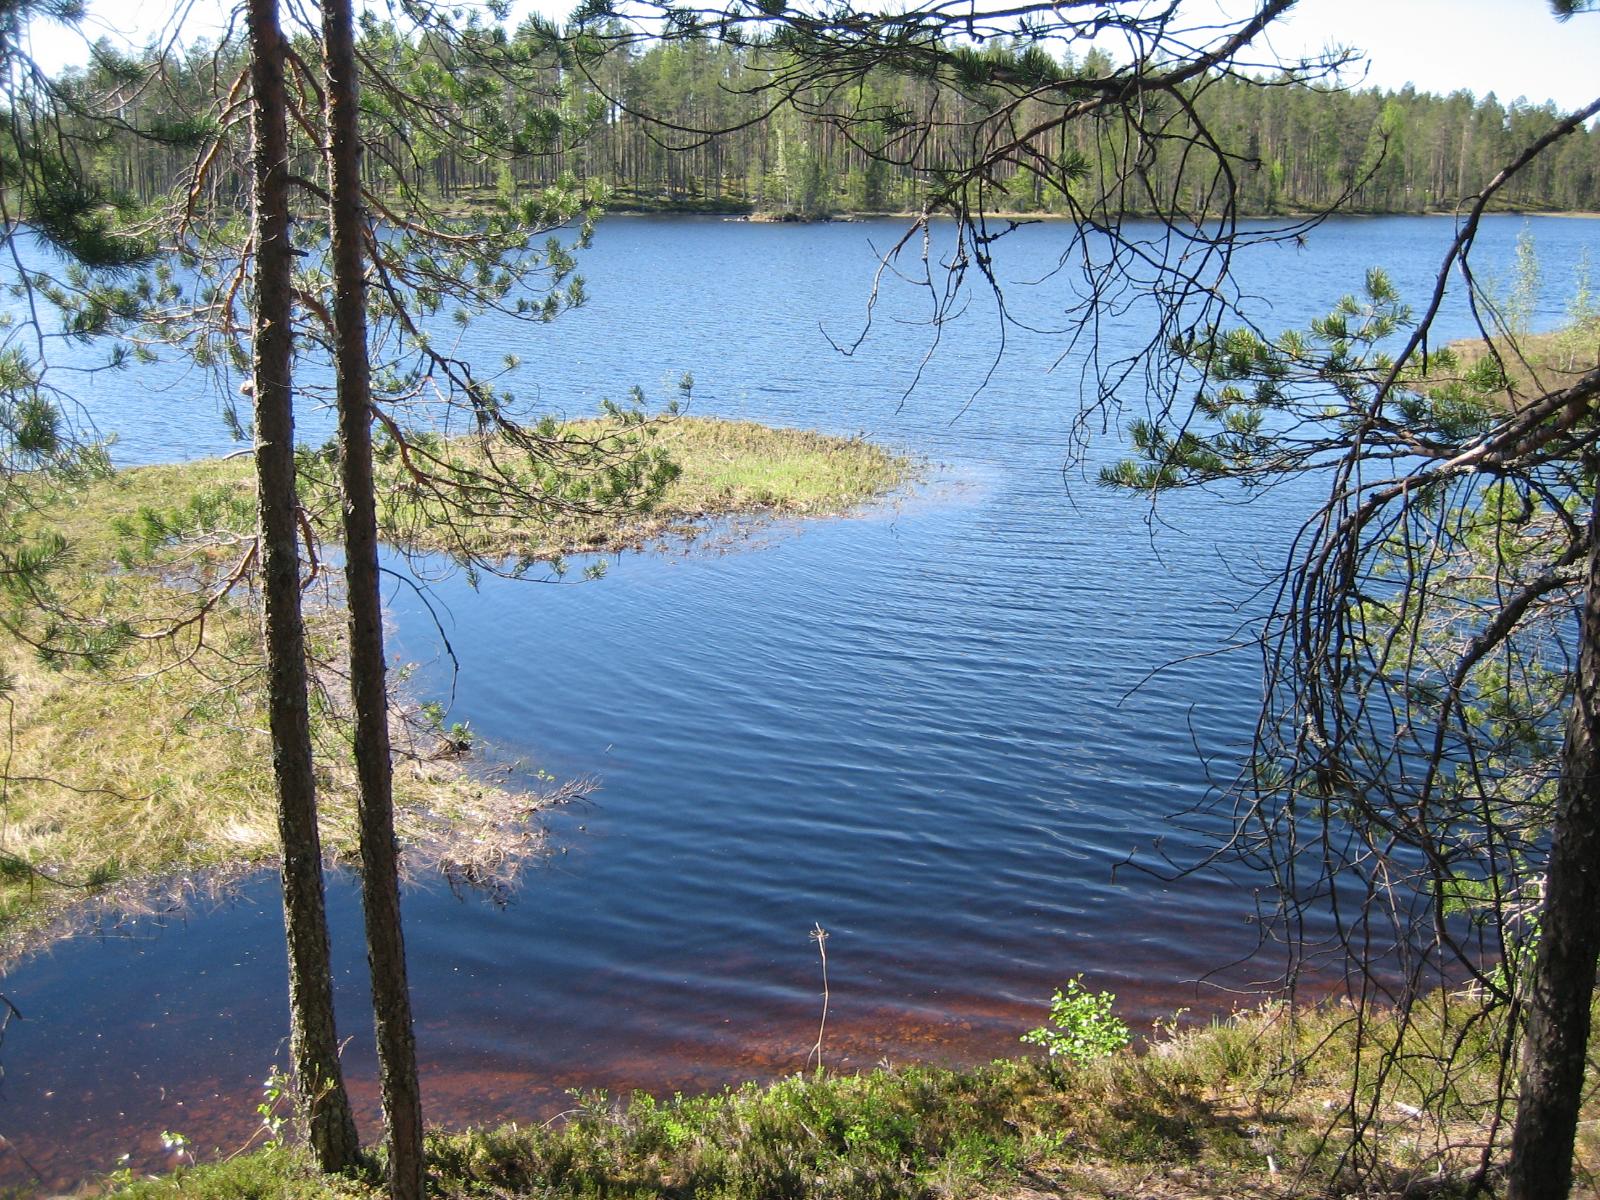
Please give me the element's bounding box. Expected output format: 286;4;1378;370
0;213;1595;1188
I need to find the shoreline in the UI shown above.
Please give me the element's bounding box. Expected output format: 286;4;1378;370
99;991;1578;1200
0;417;919;965
593;204;1600;223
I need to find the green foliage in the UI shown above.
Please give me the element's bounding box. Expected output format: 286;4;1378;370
1556;249;1600;369
1020;976;1132;1066
0;0;154;715
1104;245;1600;1179
420;1065;1052;1200
50;16;1600;220
1505;224;1543;336
426;1062;1068;1198
257;1069;292;1148
111;485;256;566
112;1146;358;1200
103;996;1590;1197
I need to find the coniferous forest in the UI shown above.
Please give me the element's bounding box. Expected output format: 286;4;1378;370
64;28;1600;219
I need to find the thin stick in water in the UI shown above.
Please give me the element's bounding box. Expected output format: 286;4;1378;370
808;923;830;1072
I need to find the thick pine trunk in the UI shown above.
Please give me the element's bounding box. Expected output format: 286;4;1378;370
1508;489;1600;1200
246;0;361;1171
320;2;425;1196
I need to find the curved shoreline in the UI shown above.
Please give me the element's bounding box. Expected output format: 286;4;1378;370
0;417;919;965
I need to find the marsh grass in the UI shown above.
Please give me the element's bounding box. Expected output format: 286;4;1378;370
0;581;558;955
359;417;916;562
1442;318;1600;408
0;418;913;955
107;995;1598;1199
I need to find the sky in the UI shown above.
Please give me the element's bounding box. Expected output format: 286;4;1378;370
1235;0;1600;111
21;0;1600;113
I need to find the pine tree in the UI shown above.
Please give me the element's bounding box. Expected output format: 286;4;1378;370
243;0;362;1167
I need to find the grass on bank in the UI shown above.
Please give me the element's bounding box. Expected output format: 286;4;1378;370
1437;310;1600;406
110;994;1600;1200
0;417;913;956
365;417;915;561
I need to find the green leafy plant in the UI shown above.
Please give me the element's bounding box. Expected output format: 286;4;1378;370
1021;977;1131;1066
160;1129;193;1167
256;1069;290;1148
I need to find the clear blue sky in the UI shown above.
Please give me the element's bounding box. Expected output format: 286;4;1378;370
23;0;1600;113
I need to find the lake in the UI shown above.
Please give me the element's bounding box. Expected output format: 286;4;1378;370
0;213;1594;1189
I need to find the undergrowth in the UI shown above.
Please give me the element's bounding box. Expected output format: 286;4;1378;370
105;995;1600;1199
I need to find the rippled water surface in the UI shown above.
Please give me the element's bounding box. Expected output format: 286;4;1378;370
2;214;1596;1188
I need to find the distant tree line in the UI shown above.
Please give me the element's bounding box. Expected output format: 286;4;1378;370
58;27;1600;219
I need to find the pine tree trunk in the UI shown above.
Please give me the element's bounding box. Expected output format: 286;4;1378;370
246;0;361;1171
320;2;425;1196
1508;488;1600;1200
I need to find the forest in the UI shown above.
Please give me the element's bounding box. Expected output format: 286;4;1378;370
62;27;1600;219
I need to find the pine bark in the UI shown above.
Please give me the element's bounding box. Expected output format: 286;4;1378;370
1508;489;1600;1200
320;1;425;1195
246;0;361;1171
